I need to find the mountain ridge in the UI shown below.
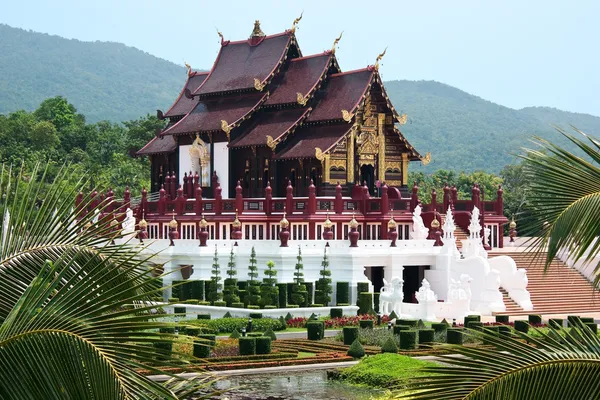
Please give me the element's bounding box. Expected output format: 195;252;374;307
1;23;598;173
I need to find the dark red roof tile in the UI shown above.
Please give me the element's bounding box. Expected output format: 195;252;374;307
275;123;351;159
164;72;209;117
137;135;176;156
229;108;309;148
195;33;292;96
306;69;374;122
163;92;268;135
265;54;331;106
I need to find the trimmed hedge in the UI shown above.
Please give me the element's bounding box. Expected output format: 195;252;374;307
447;328;464;345
359;320;374;329
186;327;201;337
174;307;186;315
256;337;272;354
373;292;380;313
495;315;509;324
248;332;263;338
431;323;448;333
464;315;480;326
229;329;241;339
381;336;399;353
418;329;435;344
581;317;595;324
287;305;299;308
193;341;211;358
358;292;373;315
336;282;349;305
399;330;418;350
264;305;277;309
249;312;263;319
154;327;175;360
307;321;325;340
191;317;284;333
231;302;244;308
304;282;314;306
396;319;418;328
185;299;199;305
393;325;411;335
528;314;542;325
239;337;256;355
311;304;324;308
357;282;370;300
549;318;564;329
197;314;211;320
483;326;500;344
330;308;343;319
347;338;365;358
198;301;210;306
277;283;288;309
567;315;581;326
585;322;598;334
197;334;216;346
514;320;529;333
247;305;260;310
213;300;227;307
343;326;359;345
466;321;484;331
498;325;512;338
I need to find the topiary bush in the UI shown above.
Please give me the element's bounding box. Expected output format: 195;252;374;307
343;326;359;345
567;315;581;326
229;329;241;339
186;327;201;337
347;338;365;358
239;337;256;355
356;282;370;301
431;323;448;333
388;311;399;320
359;320;374;330
197;314;211;320
336;282;349;305
549;318;564;329
514;320;529;333
330;308;343;319
483;326;500;344
287;304;300;308
198;301;210;306
466;321;484;331
264;305;277;309
464;315;480;326
185;299;199;305
304;282;314;306
381;336;399;353
249;312;263;319
396;319;418;328
247;305;260;310
447;328;464;345
311;304;324;307
358;292;373;315
528;314;542;325
256;337;272;354
393;325;411;335
213;300;227;307
498;325;512;338
264;327;277;341
248;332;263;338
495;315;509;324
585;322;598;334
192;317;284;333
187;280;204;301
418;329;435;344
278;316;287;330
154;327;175;360
307;321;325;340
581;317;595;324
174;306;186;315
193;340;212;358
399;330;418;350
277;283;288;309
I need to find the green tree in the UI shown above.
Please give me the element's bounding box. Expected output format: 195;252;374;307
290;246;307;306
315;248;332;305
0;163;212;398
260;260;279;307
223;247;240;306
33;96;84;132
247;246;261;306
207;245;222;303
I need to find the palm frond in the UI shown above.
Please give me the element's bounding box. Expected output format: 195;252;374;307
394;323;600;399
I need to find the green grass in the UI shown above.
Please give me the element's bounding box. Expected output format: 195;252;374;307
334;353;437;389
297;351;317;358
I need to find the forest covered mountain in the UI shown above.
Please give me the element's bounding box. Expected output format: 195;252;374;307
2;24;599;173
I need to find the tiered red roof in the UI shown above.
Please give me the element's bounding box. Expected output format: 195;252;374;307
137;135;176;156
275;124;352;160
164;72;209;118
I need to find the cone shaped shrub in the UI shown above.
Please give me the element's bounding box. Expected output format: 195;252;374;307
388;311;399;320
417;320;427;329
223;311;232;318
229;329;241;339
347;338;365;358
264;327;277;341
381;336;399;353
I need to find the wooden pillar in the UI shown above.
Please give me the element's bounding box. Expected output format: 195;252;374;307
377;113;386;182
401;153;409;186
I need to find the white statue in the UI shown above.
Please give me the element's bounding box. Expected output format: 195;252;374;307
468;207;481;239
410;205;429;240
484;227;491;247
443;206;456;240
448;274;473;316
415;279;437;303
122;208;136;235
380;277;404;315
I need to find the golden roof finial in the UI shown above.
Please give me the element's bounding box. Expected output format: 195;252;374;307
349;212;359;229
331;31;343;54
199;213;208;229
324;209;333;229
233;209;241;228
388;211;397;230
250;20;265;38
169;211;178;228
374;47;387;71
184;61;192;76
280;211;289;229
216;28;224;44
291;12;303;33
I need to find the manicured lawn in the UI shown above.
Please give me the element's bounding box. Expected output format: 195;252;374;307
297;351;317;358
333;353;437;389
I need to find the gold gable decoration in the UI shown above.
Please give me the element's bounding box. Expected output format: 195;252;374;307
341;109;354;122
331;32;343;54
374;48;387;71
221;120;232;141
296;92;309;106
184;61;192;76
315;147;325;161
291;12;303;33
254;78;265;91
398;113;408;125
420;152;432;166
266;135;277;150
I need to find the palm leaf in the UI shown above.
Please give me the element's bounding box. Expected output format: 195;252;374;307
518;129;600;285
0;162;215;399
394;323;600;399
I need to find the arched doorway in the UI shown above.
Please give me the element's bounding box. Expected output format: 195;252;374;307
360;164;375;194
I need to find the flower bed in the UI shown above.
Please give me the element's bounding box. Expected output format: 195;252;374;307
286;314;390;329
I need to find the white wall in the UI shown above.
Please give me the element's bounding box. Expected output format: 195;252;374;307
178;145;193;186
213;142;229;198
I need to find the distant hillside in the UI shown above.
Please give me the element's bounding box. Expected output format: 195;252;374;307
0;24;185;122
1;24;599;173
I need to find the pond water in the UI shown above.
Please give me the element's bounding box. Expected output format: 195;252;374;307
195;370;382;400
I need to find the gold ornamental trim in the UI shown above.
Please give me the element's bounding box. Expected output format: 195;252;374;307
254;78;265;91
291;12;303;33
331;32;343;54
296;92;309;106
374;48;387;71
341;109;354;122
420;152;432;166
221;120;232;141
266;135;277;150
315;147;325;161
398;113;408;125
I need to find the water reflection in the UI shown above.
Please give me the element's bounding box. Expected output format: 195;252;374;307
197;370;381;400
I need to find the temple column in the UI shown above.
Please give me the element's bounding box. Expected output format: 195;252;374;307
401;153;409;186
377;113;386;183
347;128;355;184
323;155;331;183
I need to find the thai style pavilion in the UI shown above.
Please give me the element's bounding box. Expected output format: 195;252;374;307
137;20;426;199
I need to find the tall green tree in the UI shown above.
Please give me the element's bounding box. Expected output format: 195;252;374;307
315;248;332;305
207;245;222;303
246;246;261;306
223;247;240;306
260;260;279;307
290;246;307;306
0;163;213;399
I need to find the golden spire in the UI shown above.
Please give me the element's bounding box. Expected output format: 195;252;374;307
291;12;303;33
233;209;241;228
388;212;397;230
184;61;192;76
168;212;178;229
374;47;387;71
139;211;148;229
250;20;265;38
349;212;359;229
509;218;517;229
199;213;208;229
431;215;440;229
331;31;343;54
280;212;289;229
324;209;333;229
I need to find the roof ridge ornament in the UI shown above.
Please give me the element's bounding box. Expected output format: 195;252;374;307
420;152;432;166
315;147;325;161
331;32;343;54
254;78;265;91
250;20;265;38
341;109;354;122
221;120;232;142
184;61;192;76
374;47;387;71
296;92;309;106
216;28;225;45
266;135;277;150
291;12;303;33
397;113;408;125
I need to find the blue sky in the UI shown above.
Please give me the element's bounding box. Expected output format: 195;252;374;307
3;0;599;116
